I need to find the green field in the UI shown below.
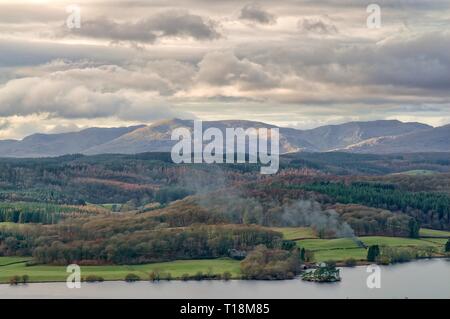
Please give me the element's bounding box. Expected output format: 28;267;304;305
295;238;365;262
421;238;449;245
360;236;442;248
294;233;448;263
0;257;32;266
420;228;450;238
296;238;360;250
313;248;368;262
272;227;317;240
0;258;241;284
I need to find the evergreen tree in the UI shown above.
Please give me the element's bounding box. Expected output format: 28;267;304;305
408;219;420;238
300;248;306;261
367;245;380;262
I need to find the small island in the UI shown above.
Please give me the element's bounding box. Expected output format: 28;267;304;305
301;263;341;283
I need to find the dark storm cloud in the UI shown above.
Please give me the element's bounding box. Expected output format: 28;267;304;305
62;10;221;43
239;31;450;92
298;18;338;34
0;39;134;67
239;3;276;25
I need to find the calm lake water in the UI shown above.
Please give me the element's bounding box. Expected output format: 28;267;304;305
1;259;449;299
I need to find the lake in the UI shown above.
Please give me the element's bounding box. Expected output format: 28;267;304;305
1;259;449;299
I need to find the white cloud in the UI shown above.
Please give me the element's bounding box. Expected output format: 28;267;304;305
0;0;449;138
196;51;279;90
0;62;190;121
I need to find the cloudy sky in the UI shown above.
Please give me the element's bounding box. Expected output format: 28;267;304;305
0;0;449;139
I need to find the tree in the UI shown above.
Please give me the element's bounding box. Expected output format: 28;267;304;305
222;271;232;281
408;219;420;238
344;258;357;267
125;273;140;282
445;239;450;253
367;245;380;262
281;240;296;251
240;245;302;280
9;275;21;286
300;248;306;261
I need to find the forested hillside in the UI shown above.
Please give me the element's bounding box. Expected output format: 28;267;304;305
0;152;449;266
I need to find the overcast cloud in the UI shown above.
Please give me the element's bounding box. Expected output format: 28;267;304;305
59;10;221;43
0;0;449;139
239;3;277;25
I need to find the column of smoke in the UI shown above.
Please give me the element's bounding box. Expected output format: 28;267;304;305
281;200;358;240
178;165;229;195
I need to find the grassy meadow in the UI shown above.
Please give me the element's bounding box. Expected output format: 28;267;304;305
0;258;241;284
271;227;318;240
313;249;368;262
0;257;32;266
287;227;449;262
419;228;450;237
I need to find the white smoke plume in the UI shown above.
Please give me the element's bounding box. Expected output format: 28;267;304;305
281;200;355;238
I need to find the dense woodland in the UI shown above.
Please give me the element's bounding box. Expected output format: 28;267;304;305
331;204;419;237
240;245;303;280
0;202;102;224
0;218;282;264
0;152;450;264
298;182;450;230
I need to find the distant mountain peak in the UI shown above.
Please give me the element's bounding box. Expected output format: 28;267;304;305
0;119;447;157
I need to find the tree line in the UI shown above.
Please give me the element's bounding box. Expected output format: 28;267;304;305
0;221;283;265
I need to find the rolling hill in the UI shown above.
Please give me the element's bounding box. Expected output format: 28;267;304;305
344;124;450;154
0;119;446;157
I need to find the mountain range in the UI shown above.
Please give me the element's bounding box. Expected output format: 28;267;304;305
0;119;448;157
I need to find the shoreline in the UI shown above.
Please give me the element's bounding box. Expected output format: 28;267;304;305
2;256;448;285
